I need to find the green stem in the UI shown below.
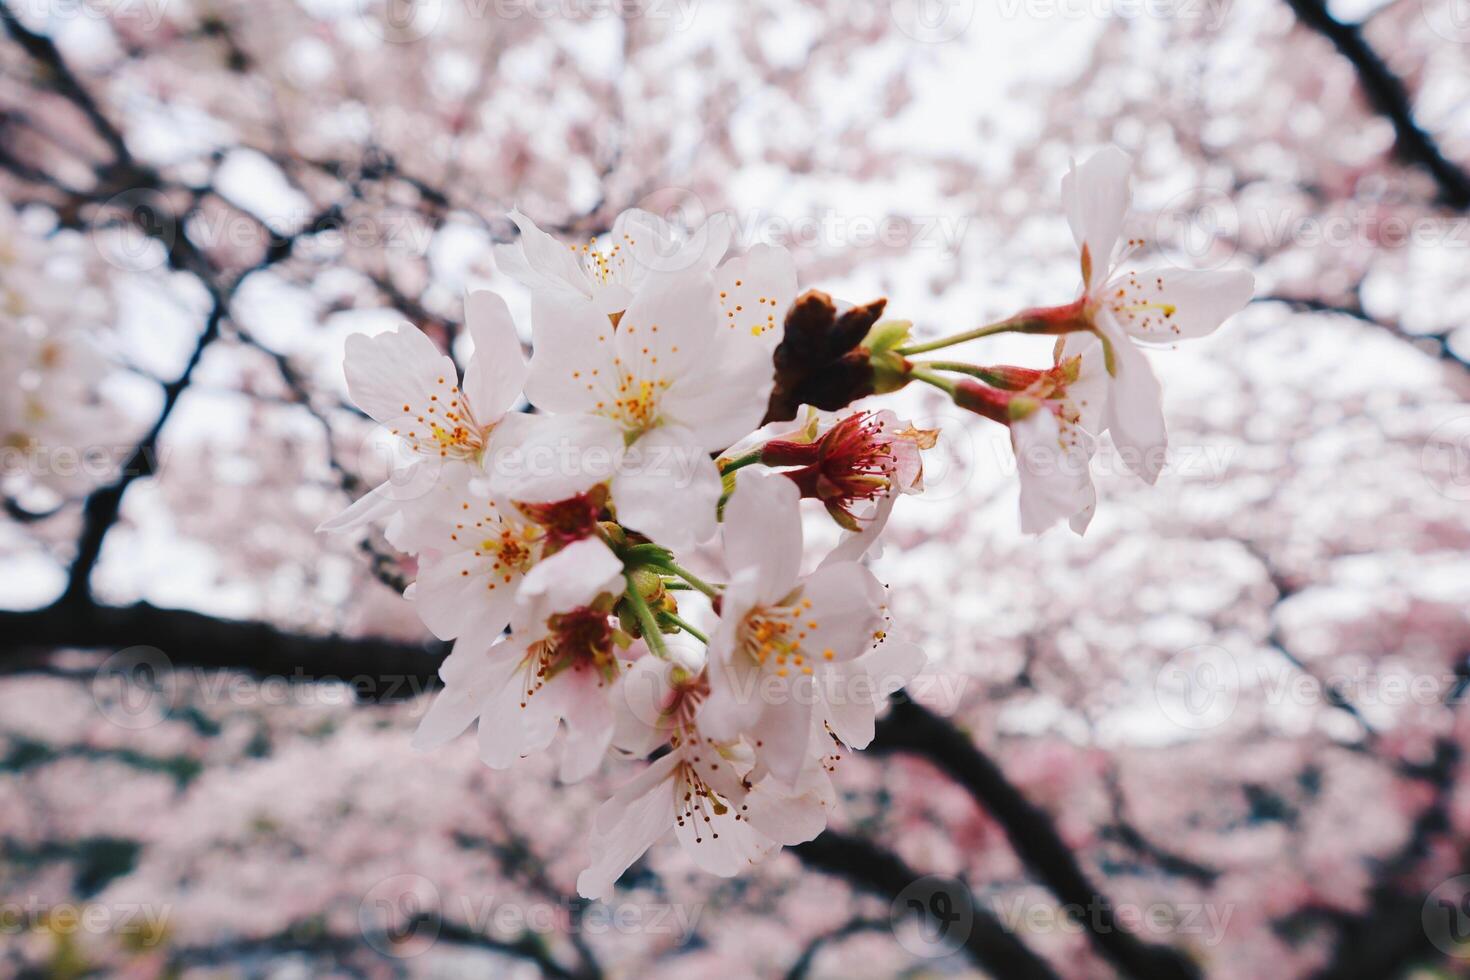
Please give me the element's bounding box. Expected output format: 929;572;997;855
919;359;990;377
896;316;1036;356
661;612;709;644
719;450;762;474
660;561;720;598
916;360;1025;388
622;574;668;658
662;580;695;591
908;367;958;396
621;542;674;566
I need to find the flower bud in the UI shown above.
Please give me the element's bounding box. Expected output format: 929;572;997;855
951;379;1015;424
628;567;665;603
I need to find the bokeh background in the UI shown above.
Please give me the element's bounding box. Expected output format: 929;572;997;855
3;0;1470;976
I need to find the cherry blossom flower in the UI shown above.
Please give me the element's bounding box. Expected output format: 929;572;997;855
953;335;1109;534
507;268;776;549
1054;146;1254;484
318;290;528;551
404;484;614;645
699;470;925;787
750;407;936;560
411;537;627;782
494;207;731;319
495;206;797;354
577;643;830;900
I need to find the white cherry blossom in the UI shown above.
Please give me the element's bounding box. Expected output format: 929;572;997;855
405;484;614;646
746;407;935;563
700;470;925;788
411;537;627;783
1060;146;1254;483
318;290;528;552
577;643;831;900
494;207;732;318
508;268;774;548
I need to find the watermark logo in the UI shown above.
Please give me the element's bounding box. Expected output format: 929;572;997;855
990;894;1234;944
891;874;974;958
1424;875;1470;958
92;645;177;730
1423;416;1470;502
9;0;169;32
1155;644;1239;731
359;0;443;43
1423;0;1470;43
360;874;442;957
0;897;172;941
1152;186;1240;271
92;188;177;273
889;0;976;42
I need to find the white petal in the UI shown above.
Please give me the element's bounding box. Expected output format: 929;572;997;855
462;290;528;421
413;638;519;751
486;412;624;504
798;562;888;664
612;655;677;756
577;754;679;900
1055;332;1110;435
512;536;623;631
713;243;797;349
614;269;717;385
1061;146;1132;287
557;670;616;783
610;427;721;549
411;546;519;642
478;658;560;768
699;587;767;742
825;632;925;749
675;800;776;877
1097;313;1168;484
624;208;733;281
721;469;803;596
493;209;594;303
1102;266;1254;342
743;776;831;845
822;490;897;567
1012;409;1098;534
661;339;775;451
750;694;816;788
342;324;459;426
523;293;621;415
316;479;403;536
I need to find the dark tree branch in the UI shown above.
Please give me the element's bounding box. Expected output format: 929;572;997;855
1283;0;1470;209
63;297;225;604
1253;295;1470;372
1099;770;1221;887
872;699;1202;980
0;597;1201;979
0;600;446;697
793;831;1061;980
781;918;890;980
0;2;131;165
1304;740;1460;980
0;597;1079;978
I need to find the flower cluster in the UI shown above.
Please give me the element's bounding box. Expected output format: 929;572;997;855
321;147;1253;895
1;203;123;499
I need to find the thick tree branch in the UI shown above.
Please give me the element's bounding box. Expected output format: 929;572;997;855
1;597;1200;979
0;600;445;696
793;831;1061;980
872;699;1202;980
